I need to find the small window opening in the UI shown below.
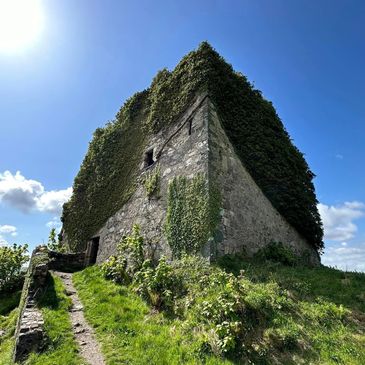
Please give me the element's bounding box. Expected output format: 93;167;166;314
188;119;192;135
144;149;154;167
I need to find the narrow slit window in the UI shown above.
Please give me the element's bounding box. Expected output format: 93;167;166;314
188;119;192;135
144;149;154;167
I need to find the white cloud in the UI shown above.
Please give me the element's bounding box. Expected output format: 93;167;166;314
0;224;17;235
0;236;8;247
0;170;72;214
322;244;365;272
335;154;344;160
36;187;73;214
0;225;18;246
46;216;62;232
318;201;365;241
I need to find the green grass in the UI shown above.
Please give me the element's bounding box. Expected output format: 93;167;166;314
0;291;21;318
216;254;365;313
74;260;365;365
0;308;18;365
25;273;85;365
0;290;21;365
73;267;232;365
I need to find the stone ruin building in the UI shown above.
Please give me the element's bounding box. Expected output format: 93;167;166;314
60;43;323;266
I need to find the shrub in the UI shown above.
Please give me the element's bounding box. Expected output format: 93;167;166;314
134;257;181;310
101;224;144;283
0;244;28;293
254;241;297;266
47;228;66;252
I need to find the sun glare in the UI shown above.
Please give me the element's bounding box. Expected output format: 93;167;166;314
0;0;44;53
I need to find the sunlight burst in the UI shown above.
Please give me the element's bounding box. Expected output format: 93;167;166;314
0;0;44;53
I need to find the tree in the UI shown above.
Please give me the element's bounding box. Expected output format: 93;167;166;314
47;228;58;250
47;228;65;252
0;243;28;293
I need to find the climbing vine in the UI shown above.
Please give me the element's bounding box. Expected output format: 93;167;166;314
164;174;220;257
143;165;160;199
62;42;323;252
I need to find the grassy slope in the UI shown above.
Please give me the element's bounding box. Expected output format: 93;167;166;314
216;256;365;364
216;255;365;313
74;262;365;365
73;267;231;365
25;274;85;365
0;290;20;365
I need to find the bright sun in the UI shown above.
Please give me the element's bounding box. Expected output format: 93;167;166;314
0;0;44;53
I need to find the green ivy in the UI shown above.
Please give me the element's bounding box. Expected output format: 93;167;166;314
62;42;323;252
164;174;220;257
143;165;160;199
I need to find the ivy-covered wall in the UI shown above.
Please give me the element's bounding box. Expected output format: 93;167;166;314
62;42;323;253
164;174;221;257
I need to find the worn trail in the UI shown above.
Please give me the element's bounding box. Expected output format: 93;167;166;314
54;271;105;365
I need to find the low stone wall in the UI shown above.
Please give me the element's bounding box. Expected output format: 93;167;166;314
13;246;88;362
48;250;86;272
13;248;48;363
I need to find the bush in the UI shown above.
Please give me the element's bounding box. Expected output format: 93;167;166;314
0;244;28;293
47;228;67;252
134;257;181;310
101;224;144;283
254;241;297;266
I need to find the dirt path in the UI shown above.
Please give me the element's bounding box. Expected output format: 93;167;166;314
54;271;105;365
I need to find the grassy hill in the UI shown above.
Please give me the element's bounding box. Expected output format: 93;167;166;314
1;256;364;365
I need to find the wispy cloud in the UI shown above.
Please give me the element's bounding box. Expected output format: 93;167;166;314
46;216;62;232
0;224;18;247
0;224;17;236
322;244;365;272
0;236;8;247
318;201;365;241
335;154;344;160
0;170;72;214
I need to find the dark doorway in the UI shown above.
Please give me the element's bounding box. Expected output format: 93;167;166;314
89;236;100;265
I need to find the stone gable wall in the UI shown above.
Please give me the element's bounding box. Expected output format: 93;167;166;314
208;100;319;264
88;93;319;265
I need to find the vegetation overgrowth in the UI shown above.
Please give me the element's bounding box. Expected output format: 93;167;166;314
62;42;323;252
0;291;20;365
0;244;28;294
96;230;365;364
165;175;220;257
77;258;365;364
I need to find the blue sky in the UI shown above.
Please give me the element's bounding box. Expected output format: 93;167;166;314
0;0;364;271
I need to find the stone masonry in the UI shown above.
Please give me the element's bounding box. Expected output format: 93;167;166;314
90;93;319;265
14;247;90;362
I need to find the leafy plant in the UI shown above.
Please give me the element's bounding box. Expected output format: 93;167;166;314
134;257;179;310
254;241;298;266
144;165;160;198
0;243;28;293
101;224;145;283
47;228;66;252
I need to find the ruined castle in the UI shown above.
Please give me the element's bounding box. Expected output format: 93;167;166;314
60;43;323;265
